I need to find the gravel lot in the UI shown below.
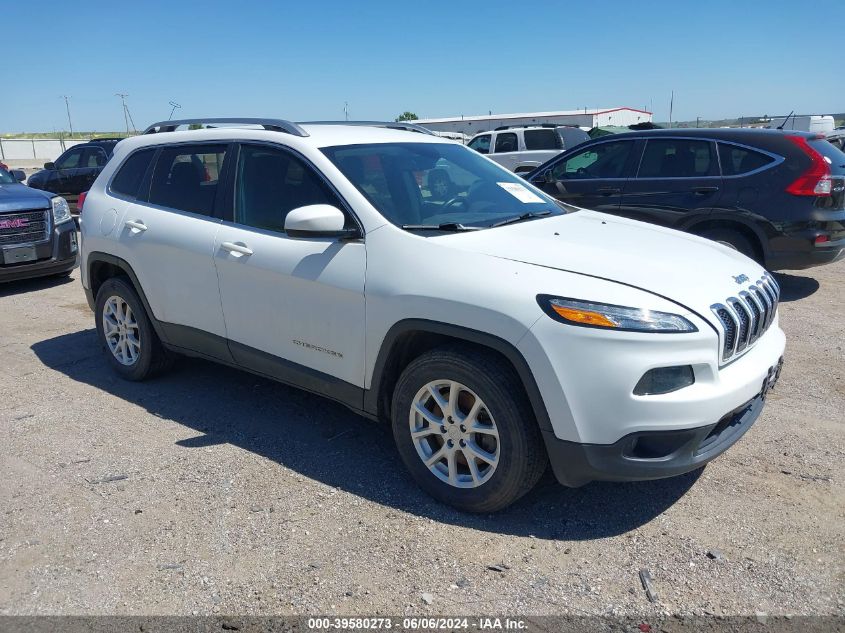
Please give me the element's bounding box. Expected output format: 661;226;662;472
0;256;842;618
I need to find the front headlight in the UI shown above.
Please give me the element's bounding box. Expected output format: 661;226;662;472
537;295;697;333
52;196;72;225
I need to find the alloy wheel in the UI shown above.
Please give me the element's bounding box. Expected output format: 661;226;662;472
102;296;141;366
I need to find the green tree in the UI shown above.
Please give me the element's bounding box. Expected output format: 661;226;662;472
396;111;418;122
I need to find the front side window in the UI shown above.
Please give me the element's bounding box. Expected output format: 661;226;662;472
235;144;342;233
524;129;562;150
110;148;156;199
322;142;564;229
148;144;228;216
468;135;491;154
718;143;775;176
638;139;717;178
494;133;518;153
552;140;633;180
55;148;83;170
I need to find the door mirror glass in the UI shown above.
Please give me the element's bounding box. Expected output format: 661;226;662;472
44;162;55;170
10;170;26;182
284;204;356;238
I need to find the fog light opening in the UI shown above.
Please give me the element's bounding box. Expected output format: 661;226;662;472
634;365;695;396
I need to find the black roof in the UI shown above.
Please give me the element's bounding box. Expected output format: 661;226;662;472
595;127;821;142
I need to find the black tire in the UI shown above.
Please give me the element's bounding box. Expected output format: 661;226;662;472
698;228;759;263
391;345;547;513
94;277;172;381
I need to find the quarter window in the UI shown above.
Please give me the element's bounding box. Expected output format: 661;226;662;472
552;141;633;179
638;139;717;178
235;144;342;234
718;143;774;176
55;148;83;170
110;148;156;199
468;135;491;154
148;144;228;216
524;129;562;151
494;133;518;153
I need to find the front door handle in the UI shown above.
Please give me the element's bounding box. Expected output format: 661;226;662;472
693;186;719;195
597;187;621;195
125;220;147;232
220;241;253;256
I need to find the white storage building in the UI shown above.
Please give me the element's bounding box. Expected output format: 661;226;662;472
415;107;652;136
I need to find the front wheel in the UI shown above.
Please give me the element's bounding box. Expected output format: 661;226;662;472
391;346;547;513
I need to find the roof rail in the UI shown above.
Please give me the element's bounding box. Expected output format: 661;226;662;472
142;118;309;137
493;123;560;131
299;120;435;135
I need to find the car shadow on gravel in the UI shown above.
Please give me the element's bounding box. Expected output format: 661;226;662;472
0;273;74;297
772;272;819;302
33;328;701;541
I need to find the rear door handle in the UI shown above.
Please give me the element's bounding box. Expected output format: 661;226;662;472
220;241;253;256
597;187;621;195
693;186;719;194
125;220;147;232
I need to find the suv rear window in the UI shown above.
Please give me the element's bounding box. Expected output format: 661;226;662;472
718;143;774;176
110;148;156;199
524;129;562;151
148;144;228;216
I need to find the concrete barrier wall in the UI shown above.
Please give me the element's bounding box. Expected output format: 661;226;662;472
0;138;90;165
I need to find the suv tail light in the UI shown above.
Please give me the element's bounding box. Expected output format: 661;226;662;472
78;191;88;212
785;135;832;197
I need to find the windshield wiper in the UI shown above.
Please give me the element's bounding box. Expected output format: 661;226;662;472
489;210;552;228
401;222;481;232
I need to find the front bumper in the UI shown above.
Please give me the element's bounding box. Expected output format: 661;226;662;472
543;382;774;487
0;221;78;282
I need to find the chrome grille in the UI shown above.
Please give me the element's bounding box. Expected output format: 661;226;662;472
0;210;50;246
711;273;780;363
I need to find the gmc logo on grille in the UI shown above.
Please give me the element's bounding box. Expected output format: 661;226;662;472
0;218;29;230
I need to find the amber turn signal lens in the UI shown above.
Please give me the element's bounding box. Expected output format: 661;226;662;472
550;304;618;328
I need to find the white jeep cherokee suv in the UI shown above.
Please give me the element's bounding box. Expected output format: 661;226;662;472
80;118;786;512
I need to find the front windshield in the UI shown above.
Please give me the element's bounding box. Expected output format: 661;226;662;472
0;168;14;185
322;142;566;228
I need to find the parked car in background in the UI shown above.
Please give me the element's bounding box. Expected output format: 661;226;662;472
0;166;78;282
467;125;590;174
527;128;845;270
26;138;122;213
80;117;785;512
826;127;845;150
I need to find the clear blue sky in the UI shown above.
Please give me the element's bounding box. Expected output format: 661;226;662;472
2;0;842;133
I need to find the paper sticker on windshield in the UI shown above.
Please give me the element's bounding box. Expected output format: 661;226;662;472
497;182;544;204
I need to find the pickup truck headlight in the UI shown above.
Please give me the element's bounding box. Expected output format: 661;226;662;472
52;196;72;225
537;295;697;333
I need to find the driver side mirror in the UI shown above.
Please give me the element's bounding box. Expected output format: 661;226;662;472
44;162;55;170
284;204;360;239
10;170;26;182
537;169;556;184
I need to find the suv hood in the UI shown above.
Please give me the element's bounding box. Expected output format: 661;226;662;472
446;210;767;323
0;182;52;213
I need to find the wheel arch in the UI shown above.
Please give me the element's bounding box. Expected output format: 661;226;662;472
87;252;169;344
684;217;769;263
365;319;553;433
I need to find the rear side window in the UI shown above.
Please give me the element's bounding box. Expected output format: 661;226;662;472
524;129;562;150
235;144;342;233
148;144;228;216
468;135;491;154
110;148;156;199
494;133;518;153
718;143;775;176
638;139;717;178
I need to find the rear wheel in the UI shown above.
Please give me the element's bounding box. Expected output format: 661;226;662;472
698;228;759;263
391;346;547;512
95;277;172;381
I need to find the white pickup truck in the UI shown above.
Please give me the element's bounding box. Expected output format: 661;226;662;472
467;125;590;174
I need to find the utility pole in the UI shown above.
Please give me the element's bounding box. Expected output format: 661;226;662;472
669;90;674;129
696;116;700;128
62;95;74;137
168;101;182;120
344;102;349;121
116;93;130;135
